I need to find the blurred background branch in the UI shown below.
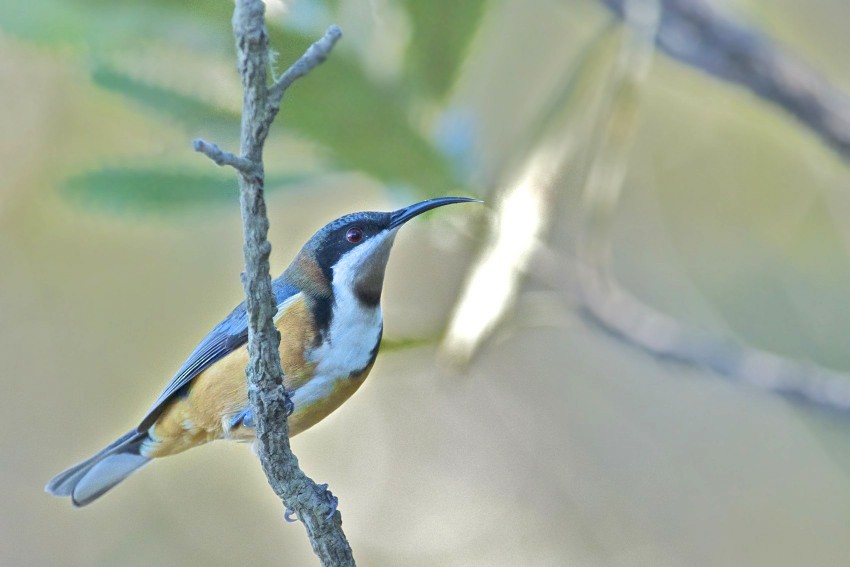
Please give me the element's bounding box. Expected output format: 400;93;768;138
444;0;850;416
602;0;850;160
581;0;850;414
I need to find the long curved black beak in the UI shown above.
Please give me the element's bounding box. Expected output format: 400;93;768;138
388;197;481;229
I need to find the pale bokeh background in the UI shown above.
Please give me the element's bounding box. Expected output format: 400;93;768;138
3;0;850;565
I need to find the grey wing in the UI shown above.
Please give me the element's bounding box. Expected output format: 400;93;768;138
135;278;299;433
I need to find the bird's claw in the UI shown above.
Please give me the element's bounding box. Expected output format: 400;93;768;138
233;390;292;429
229;408;254;429
283;392;295;417
317;483;339;520
283;486;337;523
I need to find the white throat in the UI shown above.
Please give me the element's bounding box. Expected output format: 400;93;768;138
306;232;394;377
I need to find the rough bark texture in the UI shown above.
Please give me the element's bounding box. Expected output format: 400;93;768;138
195;1;352;564
602;0;850;161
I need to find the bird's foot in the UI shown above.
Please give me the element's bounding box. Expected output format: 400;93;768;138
283;389;295;417
230;391;291;430
317;483;339;520
282;485;337;523
228;408;254;429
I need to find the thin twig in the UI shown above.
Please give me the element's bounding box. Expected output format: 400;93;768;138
194;1;354;564
192;139;255;172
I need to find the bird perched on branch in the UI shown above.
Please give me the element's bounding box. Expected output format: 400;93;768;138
46;197;478;506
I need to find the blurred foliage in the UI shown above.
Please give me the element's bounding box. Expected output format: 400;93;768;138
400;0;490;100
0;0;233;53
0;0;479;213
91;67;240;134
63;169;311;212
258;31;458;193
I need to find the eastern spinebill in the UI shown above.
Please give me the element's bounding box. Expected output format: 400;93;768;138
46;197;479;506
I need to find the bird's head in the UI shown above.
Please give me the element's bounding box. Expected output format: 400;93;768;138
284;197;479;306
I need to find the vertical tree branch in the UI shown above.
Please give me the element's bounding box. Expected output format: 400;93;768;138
194;2;352;564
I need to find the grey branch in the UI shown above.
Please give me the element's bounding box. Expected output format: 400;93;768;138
601;0;850;160
194;1;353;564
192;139;255;172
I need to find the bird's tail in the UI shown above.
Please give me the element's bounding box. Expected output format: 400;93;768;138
45;430;151;507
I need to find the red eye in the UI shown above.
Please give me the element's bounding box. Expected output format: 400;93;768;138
346;227;363;243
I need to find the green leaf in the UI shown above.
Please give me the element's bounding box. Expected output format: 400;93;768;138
272;32;459;195
91;66;240;137
62;168;310;213
0;0;232;53
10;1;461;199
94;33;460;195
401;0;491;100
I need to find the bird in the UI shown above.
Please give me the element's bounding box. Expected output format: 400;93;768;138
46;196;479;507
